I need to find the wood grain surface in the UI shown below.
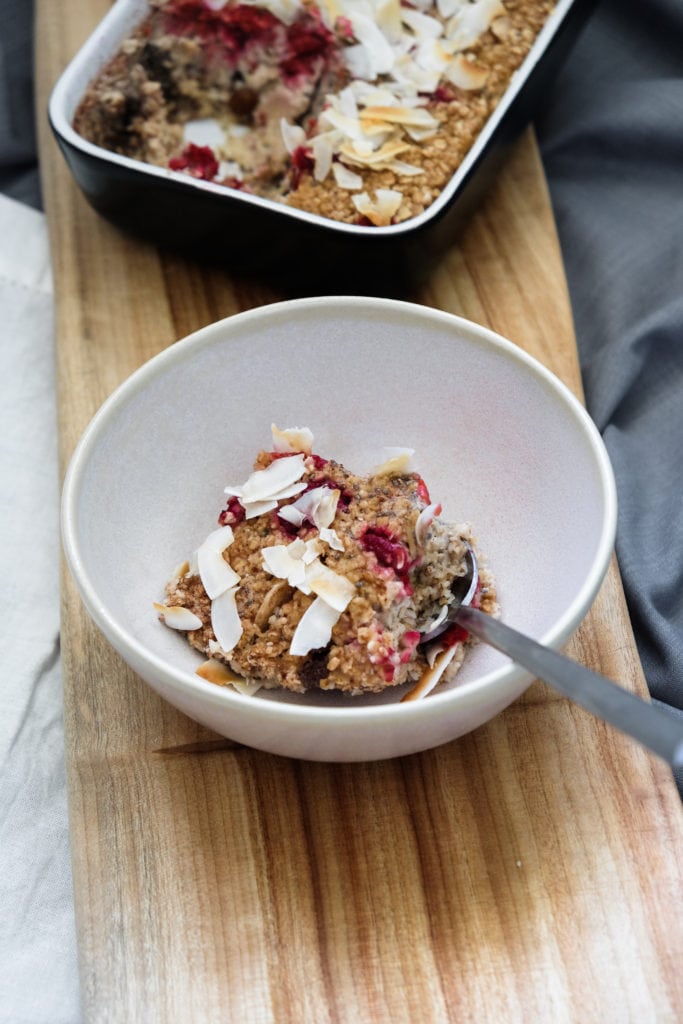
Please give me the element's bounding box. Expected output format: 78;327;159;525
36;3;683;1021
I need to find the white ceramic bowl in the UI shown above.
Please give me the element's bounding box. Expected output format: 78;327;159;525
61;296;617;761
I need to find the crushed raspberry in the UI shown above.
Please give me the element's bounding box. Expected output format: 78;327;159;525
335;15;355;42
163;1;279;60
306;475;352;507
282;18;335;79
361;526;412;579
382;664;396;683
290;145;315;188
429;84;456;103
399;630;421;664
169;143;219;180
441;623;469;647
271;508;299;538
416;476;431;504
218;496;245;527
220;176;246;190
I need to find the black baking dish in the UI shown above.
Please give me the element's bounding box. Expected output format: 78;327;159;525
48;0;596;294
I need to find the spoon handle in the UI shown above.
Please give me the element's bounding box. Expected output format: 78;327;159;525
457;605;683;770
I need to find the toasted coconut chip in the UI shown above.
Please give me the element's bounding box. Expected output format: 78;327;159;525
197;525;239;599
341;138;412;167
305;561;355;613
360;105;439;130
333;162;364;190
373;446;415;476
352;189;403;226
385;158;424;176
290;596;341;656
426;640;446;667
198;652;264;696
401;644;458;701
445;54;490;91
154;603;203;631
271;423;314;454
254;580;293;631
211;586;242;654
490;14;512;40
415;501;443;546
445;0;505;49
167;559;190;584
230;677;263;697
224;452;306;503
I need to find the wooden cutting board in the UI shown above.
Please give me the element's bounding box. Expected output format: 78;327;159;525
36;3;683;1021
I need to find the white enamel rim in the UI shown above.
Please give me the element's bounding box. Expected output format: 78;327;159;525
61;296;618;730
49;0;578;237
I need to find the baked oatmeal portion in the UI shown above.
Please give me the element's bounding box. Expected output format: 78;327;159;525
73;0;556;223
155;425;497;697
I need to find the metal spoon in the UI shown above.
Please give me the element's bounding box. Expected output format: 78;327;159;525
414;544;683;770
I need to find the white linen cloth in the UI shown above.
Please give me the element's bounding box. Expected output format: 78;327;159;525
0;193;80;1023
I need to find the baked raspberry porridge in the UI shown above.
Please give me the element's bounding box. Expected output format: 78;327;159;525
155;425;498;698
74;0;556;226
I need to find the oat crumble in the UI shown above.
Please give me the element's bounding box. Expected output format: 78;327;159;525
155;425;498;698
73;0;556;226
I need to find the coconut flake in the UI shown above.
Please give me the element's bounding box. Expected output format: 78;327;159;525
196;658;262;696
166;559;190;584
289;596;341;656
445;54;490;90
304;561;355;612
415;501;443;546
445;0;505;50
352;188;403;226
347;12;396;77
183;118;225;149
332;162;364;190
211;586;242;653
319;526;344;551
278;485;340;530
401;644;458;700
270;423;314;454
154;603;203;631
262;543;308;589
197;525;240;599
373;446;415;476
224;452;306;504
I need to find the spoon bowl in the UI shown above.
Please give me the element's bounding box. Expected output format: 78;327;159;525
412;545;683;769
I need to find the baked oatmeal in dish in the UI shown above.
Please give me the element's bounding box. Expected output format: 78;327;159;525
155;425;498;698
74;0;556;226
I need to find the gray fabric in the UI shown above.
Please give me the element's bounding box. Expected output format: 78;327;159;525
0;1;681;1021
535;0;683;727
0;0;41;207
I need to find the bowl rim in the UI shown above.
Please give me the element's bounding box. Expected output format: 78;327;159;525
48;0;579;238
61;294;618;723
